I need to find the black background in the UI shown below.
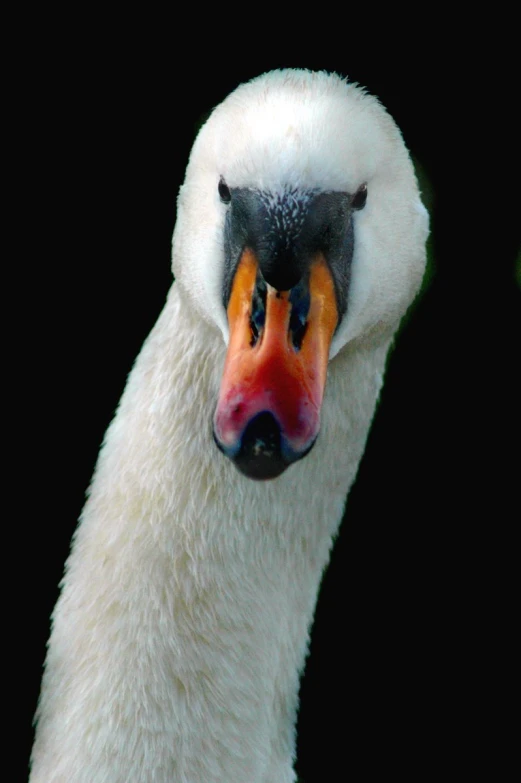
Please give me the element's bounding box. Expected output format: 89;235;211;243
21;23;519;781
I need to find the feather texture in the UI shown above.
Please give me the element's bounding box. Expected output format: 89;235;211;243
31;69;428;783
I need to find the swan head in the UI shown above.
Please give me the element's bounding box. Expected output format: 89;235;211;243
172;70;429;480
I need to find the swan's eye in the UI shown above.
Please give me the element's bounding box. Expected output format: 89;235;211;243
218;177;231;204
352;184;367;210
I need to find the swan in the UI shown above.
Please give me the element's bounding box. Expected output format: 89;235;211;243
31;69;428;783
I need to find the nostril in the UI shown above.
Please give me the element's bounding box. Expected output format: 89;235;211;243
289;281;310;351
250;271;267;347
289;317;308;351
249;316;260;347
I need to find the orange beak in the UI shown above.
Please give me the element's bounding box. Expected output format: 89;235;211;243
213;248;338;479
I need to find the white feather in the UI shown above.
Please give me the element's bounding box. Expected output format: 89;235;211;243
31;69;428;783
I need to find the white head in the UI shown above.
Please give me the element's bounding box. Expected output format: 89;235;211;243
172;69;429;479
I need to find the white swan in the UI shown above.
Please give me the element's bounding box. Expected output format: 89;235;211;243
31;70;428;783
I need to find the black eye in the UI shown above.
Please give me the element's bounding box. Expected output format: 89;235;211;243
352;183;367;210
218;177;231;203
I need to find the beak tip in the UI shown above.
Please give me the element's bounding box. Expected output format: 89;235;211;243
213;410;318;480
